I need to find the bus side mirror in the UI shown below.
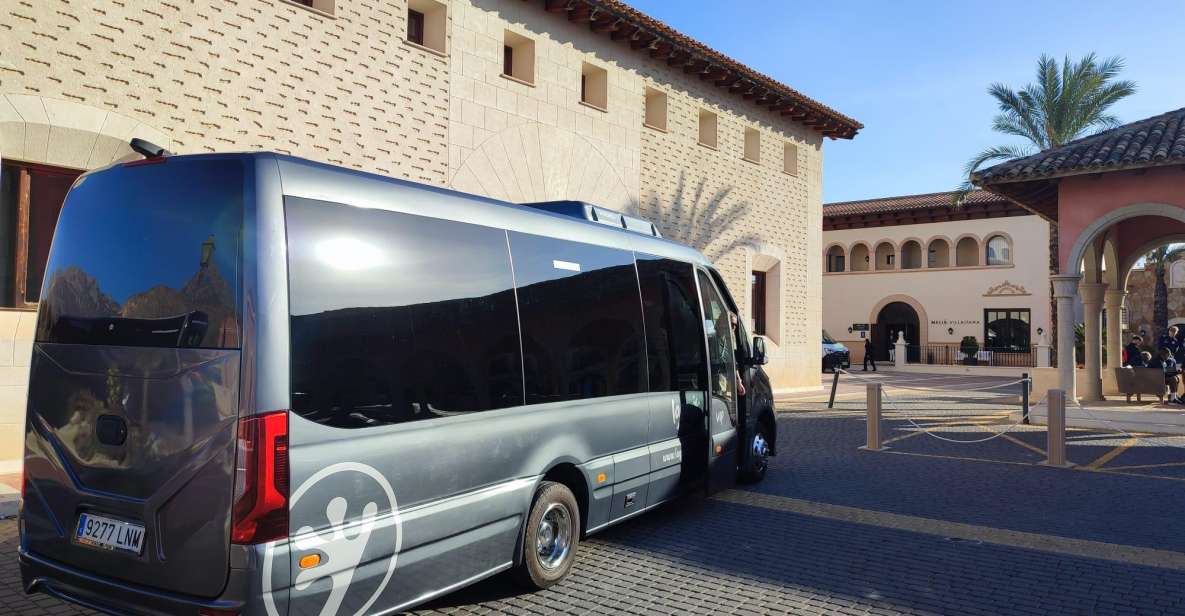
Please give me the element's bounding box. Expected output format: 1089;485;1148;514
751;336;768;365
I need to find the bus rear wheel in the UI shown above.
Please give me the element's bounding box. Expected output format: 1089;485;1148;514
514;481;581;589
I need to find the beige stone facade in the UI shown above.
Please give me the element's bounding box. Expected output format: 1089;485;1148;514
0;0;849;461
823;194;1051;371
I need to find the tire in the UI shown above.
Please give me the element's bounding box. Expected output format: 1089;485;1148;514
514;481;581;589
738;421;771;484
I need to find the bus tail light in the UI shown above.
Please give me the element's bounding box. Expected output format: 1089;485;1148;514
231;411;289;544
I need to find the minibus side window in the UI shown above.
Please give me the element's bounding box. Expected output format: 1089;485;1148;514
508;232;646;405
636;256;706;393
697;269;737;412
286;199;524;428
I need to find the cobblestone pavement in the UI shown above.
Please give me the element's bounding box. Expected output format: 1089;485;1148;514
4;393;1184;615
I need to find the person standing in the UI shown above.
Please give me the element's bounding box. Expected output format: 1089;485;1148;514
1158;326;1180;359
863;337;877;372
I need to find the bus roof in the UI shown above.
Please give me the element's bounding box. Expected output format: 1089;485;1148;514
267;153;710;266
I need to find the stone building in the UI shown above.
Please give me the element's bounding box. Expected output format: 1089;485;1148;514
1125;260;1185;341
0;0;860;462
822;190;1051;370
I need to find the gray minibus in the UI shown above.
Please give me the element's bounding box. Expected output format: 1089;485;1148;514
19;147;778;615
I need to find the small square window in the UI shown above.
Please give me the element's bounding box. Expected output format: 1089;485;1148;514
408;10;425;45
407;0;446;54
644;87;667;131
698;109;718;149
783;142;799;176
580;62;608;111
289;0;335;15
502;30;535;84
743;127;760;163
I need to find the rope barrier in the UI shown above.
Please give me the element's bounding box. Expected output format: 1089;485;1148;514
879;387;1036;445
834;368;1185;453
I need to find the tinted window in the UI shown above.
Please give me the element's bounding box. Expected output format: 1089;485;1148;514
636;255;705;393
287;199;523;428
698;269;737;414
36;159;243;348
509;232;645;404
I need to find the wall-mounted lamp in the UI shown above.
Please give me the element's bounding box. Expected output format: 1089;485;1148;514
1037;327;1044;336
947;327;954;336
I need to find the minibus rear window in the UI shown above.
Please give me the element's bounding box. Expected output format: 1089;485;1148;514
35;159;243;349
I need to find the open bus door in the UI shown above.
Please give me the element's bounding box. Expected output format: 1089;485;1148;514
696;269;739;495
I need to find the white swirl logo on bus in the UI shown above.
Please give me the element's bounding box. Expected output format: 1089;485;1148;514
263;462;402;616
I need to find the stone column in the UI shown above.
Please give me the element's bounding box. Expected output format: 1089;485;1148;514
1051;275;1082;401
1104;289;1126;368
1078;282;1108;402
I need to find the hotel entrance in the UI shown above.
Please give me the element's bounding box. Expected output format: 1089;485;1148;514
874;301;919;362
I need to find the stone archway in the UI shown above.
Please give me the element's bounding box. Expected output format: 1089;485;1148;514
1067;203;1185;275
448;122;635;210
0;94;173;169
869;294;929;362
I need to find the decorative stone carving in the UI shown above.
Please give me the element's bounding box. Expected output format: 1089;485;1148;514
983;281;1030;297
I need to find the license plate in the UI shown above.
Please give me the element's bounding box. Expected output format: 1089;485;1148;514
75;513;145;555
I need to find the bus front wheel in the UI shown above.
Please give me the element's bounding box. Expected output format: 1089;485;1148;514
514;481;581;589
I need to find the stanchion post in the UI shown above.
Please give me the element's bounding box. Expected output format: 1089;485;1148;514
1021;372;1030;425
1042;389;1072;467
827;370;840;409
859;383;884;451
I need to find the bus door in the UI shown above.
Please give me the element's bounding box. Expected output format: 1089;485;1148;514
695;269;738;495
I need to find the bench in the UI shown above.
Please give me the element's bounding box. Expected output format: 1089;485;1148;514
1114;367;1166;403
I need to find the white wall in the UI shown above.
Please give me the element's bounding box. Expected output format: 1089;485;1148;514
823;215;1050;356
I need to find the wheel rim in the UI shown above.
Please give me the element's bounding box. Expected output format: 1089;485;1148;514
751;432;770;472
535;502;572;570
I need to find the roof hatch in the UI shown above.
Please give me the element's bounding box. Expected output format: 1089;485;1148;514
519;200;662;238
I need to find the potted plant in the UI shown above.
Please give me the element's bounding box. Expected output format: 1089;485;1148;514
960;336;980;366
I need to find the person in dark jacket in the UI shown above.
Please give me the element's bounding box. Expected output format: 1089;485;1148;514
863;337;877;372
1157;327;1180;359
1124;335;1146;368
1152;348;1182;403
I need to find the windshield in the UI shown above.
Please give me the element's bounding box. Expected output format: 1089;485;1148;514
35;158;244;349
822;330;837;345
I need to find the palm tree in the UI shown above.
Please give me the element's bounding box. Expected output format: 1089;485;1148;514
1145;246;1185;332
957;53;1136;365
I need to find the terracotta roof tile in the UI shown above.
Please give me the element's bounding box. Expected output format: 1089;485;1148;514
823;190;1007;217
974;107;1185;184
545;0;862;139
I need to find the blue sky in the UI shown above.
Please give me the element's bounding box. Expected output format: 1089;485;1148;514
625;0;1185;203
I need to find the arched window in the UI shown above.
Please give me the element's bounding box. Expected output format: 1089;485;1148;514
826;245;846;272
874;241;895;270
956;237;979;267
1170;260;1185;289
850;244;870;271
985;235;1011;265
927;238;950;268
900;240;922;269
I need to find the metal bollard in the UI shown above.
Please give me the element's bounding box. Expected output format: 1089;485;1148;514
1021;372;1030;425
827;370;840;409
860;383;884;451
1042;389;1072;467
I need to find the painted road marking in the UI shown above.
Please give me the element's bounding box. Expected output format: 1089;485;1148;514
1083;437;1141;470
716;489;1185;571
1104;461;1185;471
999;433;1046;456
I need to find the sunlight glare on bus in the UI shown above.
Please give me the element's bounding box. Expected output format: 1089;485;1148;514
315;236;387;271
